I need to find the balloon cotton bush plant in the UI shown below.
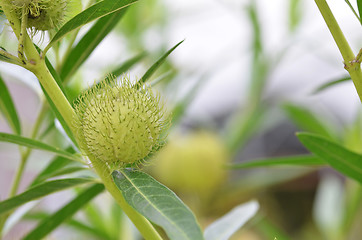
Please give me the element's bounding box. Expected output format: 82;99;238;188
0;0;260;239
0;0;361;239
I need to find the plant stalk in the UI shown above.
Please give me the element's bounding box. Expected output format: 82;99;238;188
314;0;362;101
0;2;163;239
91;159;163;240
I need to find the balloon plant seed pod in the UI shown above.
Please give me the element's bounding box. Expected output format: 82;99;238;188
150;131;229;197
10;0;68;31
73;75;170;168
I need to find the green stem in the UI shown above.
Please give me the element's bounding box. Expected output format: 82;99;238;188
90;159;163;240
31;61;75;128
315;0;362;101
1;2;163;239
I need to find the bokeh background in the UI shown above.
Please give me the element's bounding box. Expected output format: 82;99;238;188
0;0;361;239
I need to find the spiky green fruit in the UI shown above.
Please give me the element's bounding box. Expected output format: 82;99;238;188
11;0;68;31
74;76;170;166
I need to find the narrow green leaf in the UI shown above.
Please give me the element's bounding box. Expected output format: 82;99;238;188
109;202;123;238
343;112;362;153
0;132;81;162
31;163;87;187
138;40;184;85
0;178;93;215
60;9;129;82
25;212;111;239
23;184;104;240
225;106;265;153
150;71;174;87
344;0;361;23
288;0;302;32
30;147;76;186
204;201;259;240
0;48;21;65
112;169;204;240
83;201;108;236
256;218;291;240
0;75;21;134
312;76;351;94
297;132;362;183
111;52;147;77
172;75;207;126
284;103;335;139
45;0;138;52
358;0;362;24
228;155;325;169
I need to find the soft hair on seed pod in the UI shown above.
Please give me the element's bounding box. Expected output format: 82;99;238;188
73;75;170;169
9;0;71;32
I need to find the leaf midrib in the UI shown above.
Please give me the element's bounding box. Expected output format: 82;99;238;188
120;170;190;239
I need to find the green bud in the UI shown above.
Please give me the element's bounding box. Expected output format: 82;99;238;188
11;0;68;31
74;75;170;167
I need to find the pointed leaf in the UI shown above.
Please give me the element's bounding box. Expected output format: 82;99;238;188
0;178;93;216
0;75;21;134
111;52;147;77
0;49;21;65
112;169;204;240
358;0;362;24
284;103;335;139
138;40;184;85
30;152;87;186
0;132;81;162
288;0;302;32
225;106;265;152
312;76;351;94
45;0;138;52
229;155;325;169
23;184;104;240
172;75;207;126
25;212;110;239
343;0;361;23
60;9;130;82
297;132;362;183
204;201;259;240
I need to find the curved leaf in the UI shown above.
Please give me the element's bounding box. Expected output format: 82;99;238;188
23;184;104;240
358;0;362;24
0;178;93;216
0;75;21;134
229;155;325;169
204;201;259;240
312;76;351;94
137;40;184;85
60;8;130;82
0;48;21;65
284;103;335;139
112;169;204;240
0;132;82;162
45;0;138;52
297;132;362;183
111;52;147;77
29;147;86;187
